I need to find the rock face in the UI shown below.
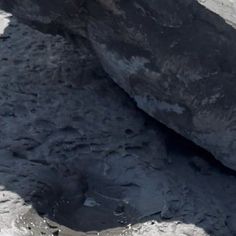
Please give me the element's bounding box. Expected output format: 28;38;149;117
1;11;236;236
87;0;236;170
0;1;236;169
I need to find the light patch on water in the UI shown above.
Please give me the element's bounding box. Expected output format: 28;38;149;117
0;10;12;35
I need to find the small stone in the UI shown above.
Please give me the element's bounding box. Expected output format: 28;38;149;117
83;197;100;207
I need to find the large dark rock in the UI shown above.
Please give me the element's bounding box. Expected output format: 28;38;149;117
1;12;236;236
87;0;236;170
0;0;236;170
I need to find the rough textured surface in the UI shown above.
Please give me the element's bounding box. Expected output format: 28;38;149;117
198;0;236;28
0;11;236;236
0;0;236;170
87;0;236;170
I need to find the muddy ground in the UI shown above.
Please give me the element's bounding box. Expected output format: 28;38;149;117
0;10;236;236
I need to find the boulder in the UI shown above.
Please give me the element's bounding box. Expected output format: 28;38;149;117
0;0;236;170
87;0;236;170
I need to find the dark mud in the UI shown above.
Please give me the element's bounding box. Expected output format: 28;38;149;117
0;10;236;236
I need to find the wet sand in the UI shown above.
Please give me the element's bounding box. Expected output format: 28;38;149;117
0;11;236;236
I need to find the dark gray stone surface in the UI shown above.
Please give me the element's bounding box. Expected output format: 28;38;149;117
87;0;236;170
0;0;235;170
0;11;236;236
